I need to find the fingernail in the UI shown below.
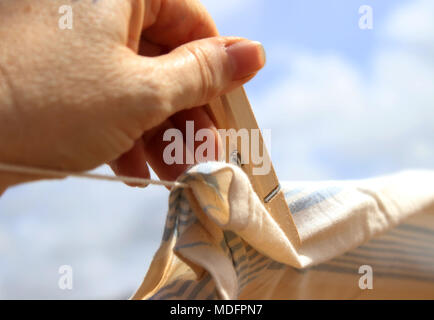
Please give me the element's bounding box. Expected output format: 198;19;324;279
226;40;266;81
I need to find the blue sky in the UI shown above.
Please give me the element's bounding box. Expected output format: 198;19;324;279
207;0;406;80
0;0;433;299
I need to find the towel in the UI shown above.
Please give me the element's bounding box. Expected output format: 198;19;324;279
131;162;434;300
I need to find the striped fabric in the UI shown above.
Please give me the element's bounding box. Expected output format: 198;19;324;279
131;163;434;300
242;213;434;299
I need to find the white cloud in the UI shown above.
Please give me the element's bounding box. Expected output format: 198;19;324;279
384;0;434;50
253;0;434;181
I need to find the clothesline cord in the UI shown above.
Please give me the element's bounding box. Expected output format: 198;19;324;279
0;162;189;189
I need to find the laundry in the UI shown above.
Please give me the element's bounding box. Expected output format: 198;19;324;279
131;162;434;300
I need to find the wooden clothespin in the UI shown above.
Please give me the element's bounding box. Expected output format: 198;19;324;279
206;87;299;243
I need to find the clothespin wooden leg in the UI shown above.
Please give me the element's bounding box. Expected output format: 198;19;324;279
206;87;300;245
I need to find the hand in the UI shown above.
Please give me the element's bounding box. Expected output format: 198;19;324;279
0;0;265;191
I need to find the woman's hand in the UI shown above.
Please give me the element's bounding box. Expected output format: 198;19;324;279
0;0;265;190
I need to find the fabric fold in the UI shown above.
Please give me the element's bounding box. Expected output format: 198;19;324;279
131;162;434;300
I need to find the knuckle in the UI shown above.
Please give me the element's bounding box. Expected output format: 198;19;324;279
185;45;219;102
111;57;172;130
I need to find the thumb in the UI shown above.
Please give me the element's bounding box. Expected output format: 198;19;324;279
159;37;266;112
124;37;266;121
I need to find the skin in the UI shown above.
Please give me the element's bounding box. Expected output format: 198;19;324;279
0;0;265;194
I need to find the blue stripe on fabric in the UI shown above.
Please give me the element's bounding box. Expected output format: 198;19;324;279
149;279;181;300
240;275;260;288
219;238;230;256
237;263;250;277
163;211;195;241
229;241;243;253
267;261;286;270
237;257;269;283
226;240;247;276
158;280;194;300
175;241;211;250
248;251;260;261
224;230;238;243
162;225;175;241
289;186;342;214
397;224;434;238
236;251;265;277
248;256;269;269
168;206;191;220
178;217;196;227
234;254;247;268
245;244;254;252
187;274;212;299
239;260;271;284
284;188;304;198
206;290;217;300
